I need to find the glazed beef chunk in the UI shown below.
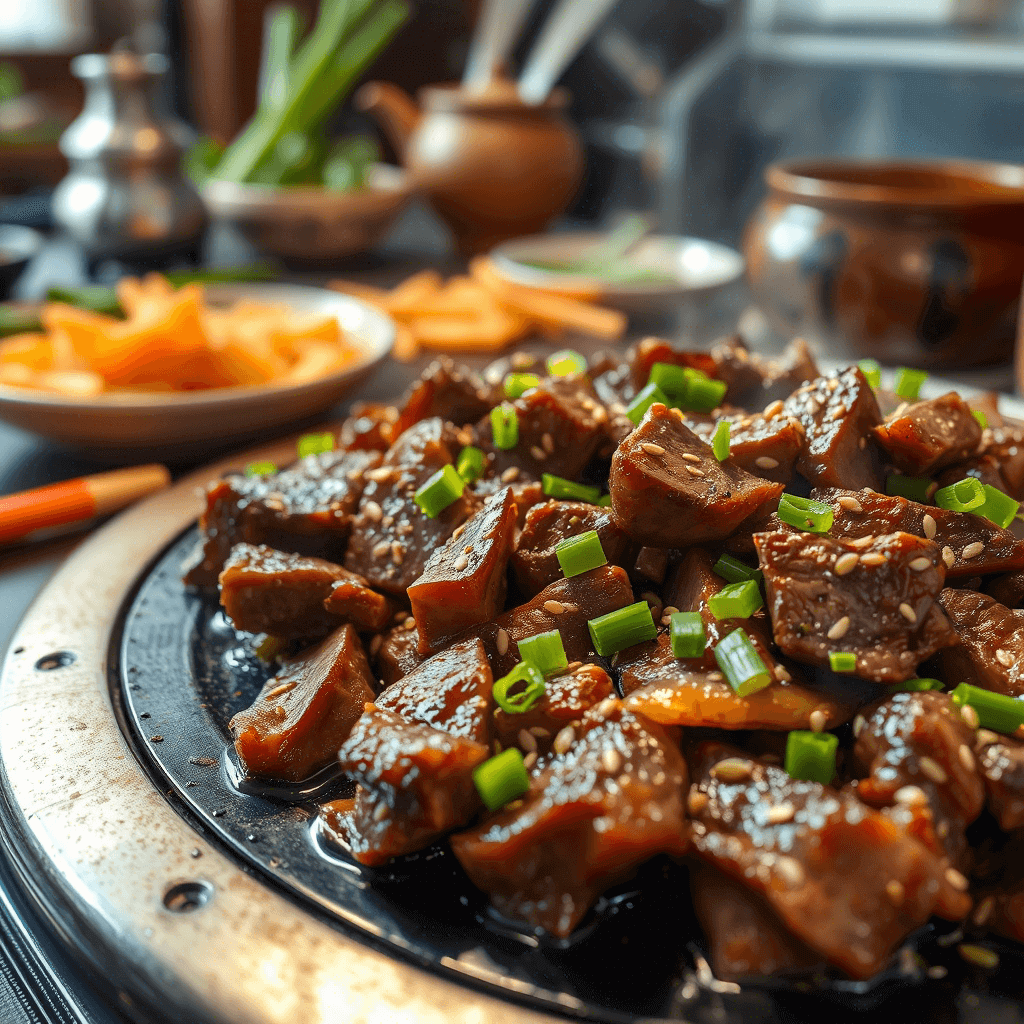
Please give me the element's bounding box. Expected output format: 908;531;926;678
783;367;884;491
939;589;1024;697
709;335;819;410
687;409;804;484
393;357;490;435
230;624;375;782
756;530;956;683
975;730;1024;831
688;743;971;979
184;448;383;587
451;699;688;937
408;487;517;654
609;403;784;547
375;618;426;686
873;392;983;476
813;486;1024;578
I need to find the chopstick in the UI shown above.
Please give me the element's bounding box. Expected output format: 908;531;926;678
0;464;171;546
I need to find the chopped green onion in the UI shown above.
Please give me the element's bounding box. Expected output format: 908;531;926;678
254;634;285;662
712;421;731;462
935;477;985;513
414;464;465;518
708;580;763;620
894;367;927;401
456;445;485;483
670;611;706;659
713;553;763;586
648;362;690;398
542;474;601;504
491;404;519;450
245;460;277;476
546;349;587;377
972;409;989;430
626;381;669;425
297;432;335;457
885;474;934;503
598;494;612;507
951;682;1024;735
975;484;1020;530
588;601;658;657
504;372;540;399
492;662;546;714
777;493;834;534
473;748;530;810
714;629;772;696
682;372;727;413
785;730;838;785
858;358;882;389
556;530;607;578
517;630;568;678
890;677;944;693
829;651;857;673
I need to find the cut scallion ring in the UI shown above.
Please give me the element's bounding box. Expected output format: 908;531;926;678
625;382;668;425
492;662;546;715
972;409;988;430
777;493;834;534
708;580;763;620
713;629;772;696
713;553;763;586
975;484;1020;530
894;367;927;401
504;372;541;399
682;371;727;413
245;460;277;477
547;349;587;377
598;494;612;507
588;601;657;657
413;464;465;518
785;730;838;785
951;682;1024;735
890;677;944;693
858;359;881;389
297;432;335;457
456;445;485;483
517;630;568;678
473;748;530;810
935;477;985;513
648;362;690;399
555;530;607;578
829;651;856;673
542;474;601;504
491;404;519;450
885;474;934;503
712;421;731;461
670;611;706;659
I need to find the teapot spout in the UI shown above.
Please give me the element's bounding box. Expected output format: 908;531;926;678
355;81;421;162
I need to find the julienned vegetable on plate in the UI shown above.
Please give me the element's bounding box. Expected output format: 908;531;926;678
180;331;1024;986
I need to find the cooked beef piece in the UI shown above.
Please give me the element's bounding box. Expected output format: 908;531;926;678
756;530;956;683
230;624;375;782
986;571;1024;608
375;618;427;686
590;353;634;407
511;500;631;598
609;403;784;548
471;476;545;527
494;663;614;756
219;543;388;638
872;392;983;476
344;418;479;595
687;410;804;484
783;367;884;491
812;486;1024;579
936;454;1010;495
984;422;1024;498
710;335;819;411
628;336;717;392
409;488;517;653
688;742;971;979
759;337;821;406
327;705;489;864
691;864;822;981
633;545;668;584
450;698;688;937
394;357;490;435
938;589;1024;697
852;691;984;867
339;401;399;451
375;637;494;745
183;448;383;587
975;730;1024;831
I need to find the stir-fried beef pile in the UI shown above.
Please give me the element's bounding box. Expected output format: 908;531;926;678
186;343;1024;985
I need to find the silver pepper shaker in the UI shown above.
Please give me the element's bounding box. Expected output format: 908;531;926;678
52;51;207;268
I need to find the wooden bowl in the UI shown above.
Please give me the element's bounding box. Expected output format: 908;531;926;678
744;158;1024;370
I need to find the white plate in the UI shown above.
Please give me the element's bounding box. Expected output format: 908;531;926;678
0;283;395;453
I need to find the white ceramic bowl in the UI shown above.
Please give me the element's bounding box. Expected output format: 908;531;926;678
0;283;394;452
490;232;745;312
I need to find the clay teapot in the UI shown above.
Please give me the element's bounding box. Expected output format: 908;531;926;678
356;78;584;255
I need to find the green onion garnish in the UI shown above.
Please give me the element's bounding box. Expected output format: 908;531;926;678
297;432;335;458
885;474;934;503
598;494;612;507
713;553;763;586
648;362;690;399
712;421;731;462
517;630;568;678
542;474;601;504
975;484;1020;530
670;611;706;659
708;580;763;620
588;601;658;657
777;493;834;534
858;358;881;389
682;372;727;413
473;748;530;810
894;367;927;401
714;628;772;696
456;445;485;483
785;730;838;785
555;530;607;578
245;460;277;477
972;409;989;430
492;662;546;715
491;404;519;450
829;651;856;673
546;349;587;377
504;372;541;399
890;677;944;693
935;477;985;513
951;682;1024;735
413;464;465;518
625;382;669;425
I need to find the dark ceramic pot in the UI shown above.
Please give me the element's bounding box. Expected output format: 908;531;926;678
744;159;1024;370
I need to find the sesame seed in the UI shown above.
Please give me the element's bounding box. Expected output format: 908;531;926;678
404;619;417;631
530;445;547;461
927;965;948;980
895;785;928;806
453;554;469;572
755;456;780;469
922;514;937;539
960;704;979;728
919;756;948;784
685;465;706;477
596;697;619;716
523;751;538;770
827;616;851;640
860;552;887;566
391;541;404;564
942;547;956;568
519;729;537;753
977;729;1000;745
372;541;390;558
766;802;795;824
501;467;520;483
369;635;383;657
776;857;805;889
687;789;709;815
829;402;847;420
945;866;969;891
809;709;828;732
973;896;995;926
712;758;752;783
997;649;1013;667
849;535;876;549
366;467;393;482
859;436;867;449
899;602;917;623
373;802;389;822
543;600;565;614
958;945;999;969
834;553;860;575
962;542;984;559
641;442;666;455
764;400;785;419
265;683;293;700
542;432;555;453
959;744;976;772
774;664;792;682
681;453;702;464
363;500;383;522
838;496;863;512
553;725;575;754
602;749;623;774
496;628;510;655
886;880;905;905
853;714;867;738
909;557;932;571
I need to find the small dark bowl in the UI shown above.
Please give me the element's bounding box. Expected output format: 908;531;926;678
0;224;43;300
